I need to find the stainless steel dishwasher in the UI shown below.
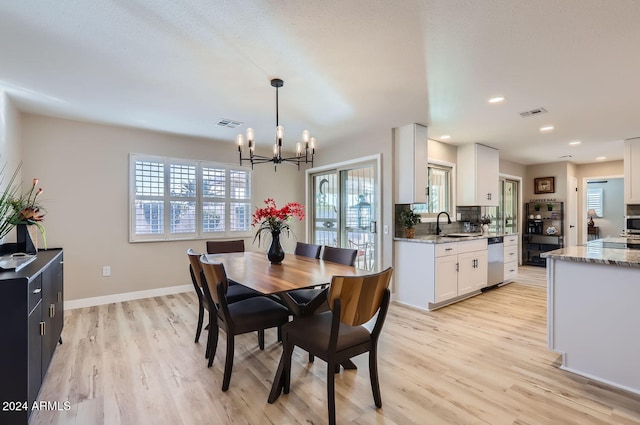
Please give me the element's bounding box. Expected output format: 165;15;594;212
487;236;504;286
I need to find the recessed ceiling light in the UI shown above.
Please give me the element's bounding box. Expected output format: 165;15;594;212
488;96;506;104
569;140;581;146
440;134;451;140
540;125;554;132
596;156;607;161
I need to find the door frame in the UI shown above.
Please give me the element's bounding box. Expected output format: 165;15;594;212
581;174;624;244
306;154;382;271
500;172;523;265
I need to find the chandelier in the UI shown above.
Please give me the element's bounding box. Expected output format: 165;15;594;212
237;78;316;171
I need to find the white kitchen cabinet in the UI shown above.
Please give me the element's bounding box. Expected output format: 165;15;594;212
503;234;519;282
394;123;428;204
457;241;488;294
624;137;640;204
457;143;499;206
434;254;458;303
395;238;488;311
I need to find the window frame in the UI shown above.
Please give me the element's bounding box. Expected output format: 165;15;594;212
129;153;253;242
413;160;456;221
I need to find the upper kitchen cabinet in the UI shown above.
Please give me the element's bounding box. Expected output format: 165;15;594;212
457;143;499;206
624;137;640;204
394;124;428;204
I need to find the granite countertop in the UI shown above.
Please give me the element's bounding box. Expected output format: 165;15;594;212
541;237;640;268
394;233;517;244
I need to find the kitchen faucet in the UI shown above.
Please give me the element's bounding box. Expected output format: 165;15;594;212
436;211;451;235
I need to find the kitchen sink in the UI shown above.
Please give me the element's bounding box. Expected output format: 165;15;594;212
441;233;483;238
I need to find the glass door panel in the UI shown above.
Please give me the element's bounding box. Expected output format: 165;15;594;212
310;160;378;271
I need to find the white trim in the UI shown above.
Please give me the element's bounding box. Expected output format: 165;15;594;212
581;174;624;243
65;284;193;310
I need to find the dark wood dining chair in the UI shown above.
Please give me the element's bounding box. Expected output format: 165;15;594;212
206;240;245;286
187;249;260;346
293;241;322;258
206;239;245;254
268;267;393;425
199;255;290;391
322;245;357;267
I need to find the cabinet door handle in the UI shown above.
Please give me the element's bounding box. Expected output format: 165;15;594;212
49;304;55;318
445;248;453;251
455;262;459;272
487;193;492;200
33;288;42;294
369;220;377;234
39;321;46;336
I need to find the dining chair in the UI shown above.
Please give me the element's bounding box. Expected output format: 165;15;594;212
206;239;245;254
288;242;324;307
269;267;393;425
199;255;290;391
206;240;245;286
322;245;358;267
187;249;260;346
293;241;322;259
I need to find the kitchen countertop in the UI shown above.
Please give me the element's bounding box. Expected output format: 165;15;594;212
394;233;517;244
541;237;640;268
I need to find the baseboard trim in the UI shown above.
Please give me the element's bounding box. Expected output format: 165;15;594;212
65;284;193;310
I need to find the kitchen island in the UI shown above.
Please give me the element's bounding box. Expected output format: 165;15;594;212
542;238;640;395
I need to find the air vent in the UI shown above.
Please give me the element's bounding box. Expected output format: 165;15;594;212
519;107;548;118
559;154;573;159
216;119;243;128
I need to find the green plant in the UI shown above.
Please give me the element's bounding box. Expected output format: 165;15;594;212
534;203;541;211
547;203;554;210
398;209;421;229
0;163;21;240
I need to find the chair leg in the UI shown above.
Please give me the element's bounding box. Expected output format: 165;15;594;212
327;361;337;425
369;346;382;408
277;325;282;342
207;325;219;365
258;329;265;350
308;352;314;363
222;332;235;391
334;364;341;374
195;305;204;343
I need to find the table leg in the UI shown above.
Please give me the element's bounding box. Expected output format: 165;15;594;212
268;353;286;403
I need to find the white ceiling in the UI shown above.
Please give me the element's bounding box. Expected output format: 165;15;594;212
2;0;640;165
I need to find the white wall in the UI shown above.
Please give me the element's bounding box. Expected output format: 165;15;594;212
20;114;305;301
0;92;23;243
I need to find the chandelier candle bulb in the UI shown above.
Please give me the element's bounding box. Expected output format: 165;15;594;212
237;134;244;152
310;137;316;152
302;130;310;143
276;125;284;142
296;142;302;157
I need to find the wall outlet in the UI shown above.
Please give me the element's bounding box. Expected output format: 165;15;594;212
102;266;111;277
383;225;389;235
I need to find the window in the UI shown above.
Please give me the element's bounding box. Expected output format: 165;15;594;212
130;154;252;241
586;188;603;217
413;163;452;216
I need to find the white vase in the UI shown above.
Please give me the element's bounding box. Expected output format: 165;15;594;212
482;224;489;235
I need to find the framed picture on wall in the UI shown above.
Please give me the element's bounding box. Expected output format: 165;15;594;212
534;176;555;194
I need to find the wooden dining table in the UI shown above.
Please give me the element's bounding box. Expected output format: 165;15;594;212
204;251;366;317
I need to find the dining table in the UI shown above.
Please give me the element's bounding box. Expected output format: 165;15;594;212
204;251;366;317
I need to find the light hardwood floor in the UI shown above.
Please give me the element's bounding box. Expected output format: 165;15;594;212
32;267;640;424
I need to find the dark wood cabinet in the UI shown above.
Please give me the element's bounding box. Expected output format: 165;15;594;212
0;249;64;425
523;202;564;266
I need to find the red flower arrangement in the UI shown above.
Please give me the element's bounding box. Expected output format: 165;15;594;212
252;198;305;245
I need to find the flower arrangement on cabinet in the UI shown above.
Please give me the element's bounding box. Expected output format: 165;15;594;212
10;177;47;247
252;198;305;245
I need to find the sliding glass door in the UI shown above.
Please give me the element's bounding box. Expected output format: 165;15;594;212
309;159;378;270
